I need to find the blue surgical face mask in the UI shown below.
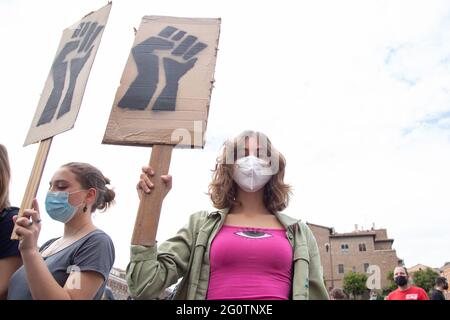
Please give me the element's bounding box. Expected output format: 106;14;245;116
45;190;86;223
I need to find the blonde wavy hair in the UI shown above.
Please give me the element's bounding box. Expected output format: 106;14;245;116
208;131;292;213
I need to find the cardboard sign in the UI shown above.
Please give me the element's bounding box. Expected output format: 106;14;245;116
24;3;111;146
103;16;221;148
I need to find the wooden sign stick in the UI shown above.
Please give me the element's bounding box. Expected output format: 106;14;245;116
131;144;173;246
11;138;53;240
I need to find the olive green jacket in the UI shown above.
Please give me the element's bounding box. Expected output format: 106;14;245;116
126;208;329;300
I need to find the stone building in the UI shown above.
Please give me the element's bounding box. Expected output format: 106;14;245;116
308;223;403;291
106;267;129;300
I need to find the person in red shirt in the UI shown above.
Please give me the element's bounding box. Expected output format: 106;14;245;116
386;266;429;300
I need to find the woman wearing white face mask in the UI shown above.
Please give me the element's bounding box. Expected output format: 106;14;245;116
8;162;115;300
127;131;329;300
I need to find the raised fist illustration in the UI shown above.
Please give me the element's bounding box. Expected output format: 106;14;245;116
37;22;103;126
118;26;207;111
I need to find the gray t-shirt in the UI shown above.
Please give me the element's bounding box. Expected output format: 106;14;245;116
7;229;115;300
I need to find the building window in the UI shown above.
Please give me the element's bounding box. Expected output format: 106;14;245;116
325;243;330;253
352;266;356;272
364;263;370;272
340;244;349;252
338;264;344;274
359;243;367;252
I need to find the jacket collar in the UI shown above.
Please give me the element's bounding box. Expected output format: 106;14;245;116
209;207;229;219
275;212;299;228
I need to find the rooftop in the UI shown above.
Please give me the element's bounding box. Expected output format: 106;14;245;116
330;231;377;238
306;222;334;232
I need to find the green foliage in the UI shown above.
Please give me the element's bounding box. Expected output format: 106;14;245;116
386;270;397;292
412;268;439;295
343;272;368;299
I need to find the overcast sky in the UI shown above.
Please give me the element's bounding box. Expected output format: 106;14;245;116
1;0;449;271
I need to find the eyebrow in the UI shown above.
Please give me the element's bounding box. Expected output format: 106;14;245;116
50;179;69;185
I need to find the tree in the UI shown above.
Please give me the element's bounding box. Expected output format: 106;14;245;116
385;270;397;292
343;272;368;300
412;268;439;295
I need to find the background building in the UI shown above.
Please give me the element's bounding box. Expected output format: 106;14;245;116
407;263;440;275
308;223;402;291
106;267;129;300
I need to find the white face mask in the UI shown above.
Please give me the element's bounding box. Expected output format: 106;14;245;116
233;156;273;192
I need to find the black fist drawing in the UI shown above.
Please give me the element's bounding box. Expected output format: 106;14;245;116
118;26;207;112
37;21;104;126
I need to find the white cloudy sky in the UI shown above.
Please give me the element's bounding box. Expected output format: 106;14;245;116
1;0;449;271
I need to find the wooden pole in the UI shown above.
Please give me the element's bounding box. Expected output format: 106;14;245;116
131;144;173;246
11;138;53;240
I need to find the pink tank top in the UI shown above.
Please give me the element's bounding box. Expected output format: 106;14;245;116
206;225;293;300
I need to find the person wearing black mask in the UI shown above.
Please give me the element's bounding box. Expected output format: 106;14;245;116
385;266;429;300
431;277;448;300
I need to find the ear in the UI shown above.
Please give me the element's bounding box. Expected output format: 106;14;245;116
85;188;97;205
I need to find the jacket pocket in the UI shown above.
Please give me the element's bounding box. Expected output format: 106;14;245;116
293;245;310;264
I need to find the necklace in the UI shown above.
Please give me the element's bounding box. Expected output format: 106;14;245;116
41;224;91;257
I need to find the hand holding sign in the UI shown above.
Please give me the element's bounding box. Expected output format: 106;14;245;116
136;165;172;200
12;199;42;253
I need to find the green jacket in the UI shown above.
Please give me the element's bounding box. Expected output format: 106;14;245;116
126;208;329;300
